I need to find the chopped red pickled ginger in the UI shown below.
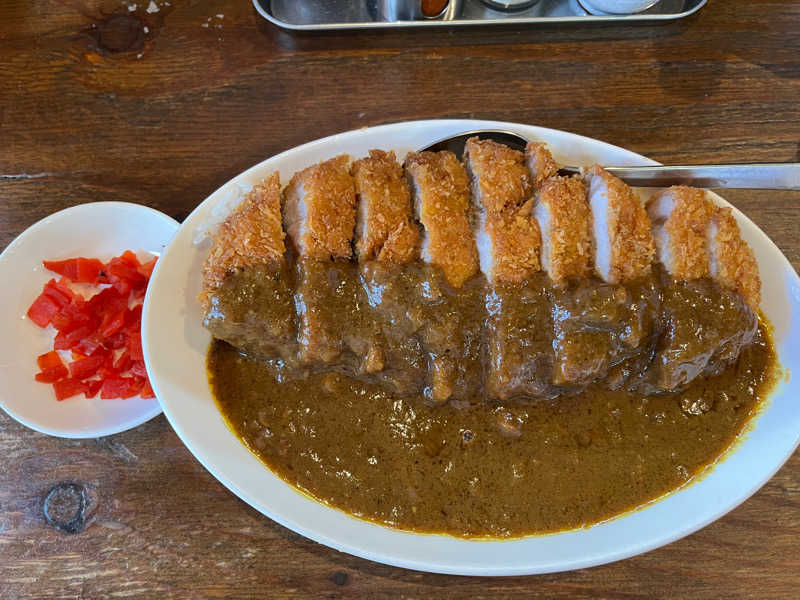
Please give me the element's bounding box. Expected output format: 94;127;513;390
28;251;157;401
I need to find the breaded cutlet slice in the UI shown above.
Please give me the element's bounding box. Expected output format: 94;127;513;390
404;150;479;289
352;150;419;264
464;137;541;284
464;137;532;215
200;172;285;310
283;154;356;260
585;165;655;284
646;185;713;281
533;176;592;284
294;260;346;365
283;155;356;365
708;206;761;311
481;204;542;284
525;141;559;191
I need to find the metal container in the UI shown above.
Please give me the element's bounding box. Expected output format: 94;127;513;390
480;0;541;11
376;0;463;21
578;0;661;14
254;0;706;30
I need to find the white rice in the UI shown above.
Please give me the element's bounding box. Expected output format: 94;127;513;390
192;181;253;245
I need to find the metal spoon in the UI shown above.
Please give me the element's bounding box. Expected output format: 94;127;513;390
420;129;800;190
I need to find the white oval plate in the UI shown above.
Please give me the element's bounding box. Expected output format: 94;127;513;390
0;202;179;438
143;120;800;575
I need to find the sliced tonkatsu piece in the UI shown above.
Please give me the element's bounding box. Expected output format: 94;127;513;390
295;260;382;370
640;187;761;392
486;275;557;401
466;139;554;397
283;154;356;261
533;176;593;284
647;185;761;308
551;285;614;388
525;142;559;191
533;171;604;387
415;268;486;404
405;151;481;403
359;261;428;396
362;261;484;403
707;206;761;311
646;185;712;281
201;173;286;301
550;275;663;389
578;169;662;371
464;137;541;284
285;155;358;365
352;150;419;264
643;273;758;393
352;151;424;391
584;165;655;284
598;274;664;390
465;137;532;215
404;151;479;289
201;173;297;362
479;206;541;284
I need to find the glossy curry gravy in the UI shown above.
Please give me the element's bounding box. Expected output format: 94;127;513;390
207;262;778;537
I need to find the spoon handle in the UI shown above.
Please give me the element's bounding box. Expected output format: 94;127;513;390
560;163;800;190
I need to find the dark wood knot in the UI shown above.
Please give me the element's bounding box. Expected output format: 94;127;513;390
43;483;87;534
96;14;145;53
329;571;349;586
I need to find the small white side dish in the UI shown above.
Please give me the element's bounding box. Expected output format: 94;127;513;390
0;202;179;438
143;120;800;575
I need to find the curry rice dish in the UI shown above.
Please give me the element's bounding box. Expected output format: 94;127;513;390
201;139;778;537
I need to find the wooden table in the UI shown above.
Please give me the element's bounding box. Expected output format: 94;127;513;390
2;0;799;596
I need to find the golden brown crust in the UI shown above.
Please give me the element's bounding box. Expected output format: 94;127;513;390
656;185;713;280
525;142;559;191
352;150;419;264
485;199;542;283
405;151;479;288
538;176;592;282
378;220;420;264
200;172;285;310
465;137;540;283
711;206;761;311
588;165;655;283
285;154;355;260
465;137;531;215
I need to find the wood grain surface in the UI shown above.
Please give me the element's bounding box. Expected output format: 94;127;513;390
1;0;799;597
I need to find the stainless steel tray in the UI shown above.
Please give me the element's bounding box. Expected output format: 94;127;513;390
253;0;707;31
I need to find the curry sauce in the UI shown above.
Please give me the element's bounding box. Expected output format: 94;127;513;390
207;264;778;537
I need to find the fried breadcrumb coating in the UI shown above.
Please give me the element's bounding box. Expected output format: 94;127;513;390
525;142;559;191
352;150;419;264
200;172;285;310
648;185;712;281
587;165;655;283
710;206;761;311
405;151;479;288
284;154;356;261
465;137;541;284
536;176;592;283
